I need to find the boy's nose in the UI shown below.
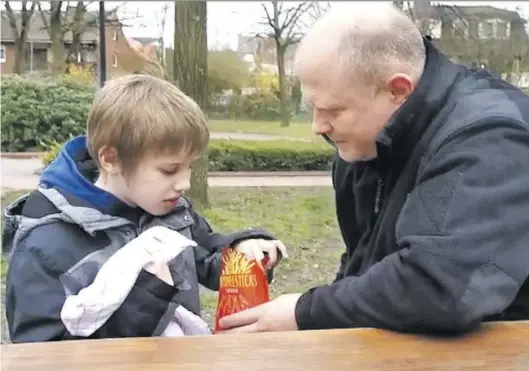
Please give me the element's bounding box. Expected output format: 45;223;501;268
175;178;191;192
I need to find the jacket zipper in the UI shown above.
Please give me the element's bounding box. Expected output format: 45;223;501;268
374;178;383;215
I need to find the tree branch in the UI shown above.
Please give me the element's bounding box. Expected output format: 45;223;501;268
282;1;310;33
37;1;50;33
261;2;277;33
4;1;20;37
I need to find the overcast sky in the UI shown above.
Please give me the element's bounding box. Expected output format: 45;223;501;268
3;1;529;50
115;1;529;49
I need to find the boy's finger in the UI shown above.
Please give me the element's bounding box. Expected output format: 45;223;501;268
251;245;266;271
275;240;288;259
260;240;277;268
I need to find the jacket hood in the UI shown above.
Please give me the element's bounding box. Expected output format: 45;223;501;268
2;136;137;258
40;135;124;213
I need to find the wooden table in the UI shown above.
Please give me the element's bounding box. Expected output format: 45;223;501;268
2;321;529;371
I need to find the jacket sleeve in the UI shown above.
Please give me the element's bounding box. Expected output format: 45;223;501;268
6;236;179;343
188;207;277;290
332;252;348;283
295;121;529;333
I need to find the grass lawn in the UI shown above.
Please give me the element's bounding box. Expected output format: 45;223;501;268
1;187;341;333
208;119;318;140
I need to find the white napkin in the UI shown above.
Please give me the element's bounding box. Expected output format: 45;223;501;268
60;226;203;337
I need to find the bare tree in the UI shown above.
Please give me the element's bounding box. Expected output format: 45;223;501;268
37;1;67;73
3;1;37;74
66;1;90;65
258;1;315;127
400;0;438;36
173;0;209;209
393;0;404;10
306;0;330;22
37;1;129;73
155;2;169;66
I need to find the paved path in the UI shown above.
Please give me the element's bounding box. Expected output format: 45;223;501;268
1;158;331;193
210;132;310;142
1;131;326;193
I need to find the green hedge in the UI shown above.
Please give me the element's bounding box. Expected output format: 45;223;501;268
42;139;335;171
1;75;92;152
0;75;293;152
208;140;334;171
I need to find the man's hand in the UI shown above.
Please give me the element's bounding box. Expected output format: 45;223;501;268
217;293;302;333
234;238;288;270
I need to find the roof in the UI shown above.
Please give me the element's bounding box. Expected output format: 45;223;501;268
1;7;119;43
409;4;525;22
130;37;160;45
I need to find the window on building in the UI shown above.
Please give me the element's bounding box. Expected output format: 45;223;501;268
112;53;118;67
113;28;118;41
496;20;508;39
0;45;6;63
453;19;469;38
483;20;494;38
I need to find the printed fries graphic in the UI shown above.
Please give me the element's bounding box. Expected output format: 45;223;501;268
215;248;270;331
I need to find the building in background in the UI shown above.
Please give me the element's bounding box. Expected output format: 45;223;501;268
236;35;297;76
0;7;161;78
406;2;529;87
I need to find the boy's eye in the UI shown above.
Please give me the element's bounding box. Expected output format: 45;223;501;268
160;167;179;175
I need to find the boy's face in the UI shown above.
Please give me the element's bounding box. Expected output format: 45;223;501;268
112;150;196;216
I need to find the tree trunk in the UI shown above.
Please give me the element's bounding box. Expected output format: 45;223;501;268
4;1;36;74
173;0;210;210
49;2;65;74
276;42;290;127
67;1;87;65
13;42;26;74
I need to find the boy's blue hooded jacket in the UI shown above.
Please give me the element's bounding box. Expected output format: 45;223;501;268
3;136;274;342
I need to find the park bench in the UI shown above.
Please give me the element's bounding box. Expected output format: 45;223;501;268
2;320;528;371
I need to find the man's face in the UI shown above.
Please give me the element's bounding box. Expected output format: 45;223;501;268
298;61;411;163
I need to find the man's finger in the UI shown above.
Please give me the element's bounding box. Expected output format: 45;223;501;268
218;305;263;330
216;321;260;334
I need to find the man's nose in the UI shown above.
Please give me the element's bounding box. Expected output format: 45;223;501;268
312;114;331;136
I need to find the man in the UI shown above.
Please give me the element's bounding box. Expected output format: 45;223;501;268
218;4;529;334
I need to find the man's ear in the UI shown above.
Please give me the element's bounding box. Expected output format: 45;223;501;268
98;145;121;175
385;73;415;105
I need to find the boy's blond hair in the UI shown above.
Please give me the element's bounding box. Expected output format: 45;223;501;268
86;74;209;174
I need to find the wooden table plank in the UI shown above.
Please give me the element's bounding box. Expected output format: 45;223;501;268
2;321;529;371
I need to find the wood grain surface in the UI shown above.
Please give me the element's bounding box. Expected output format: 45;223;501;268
2;321;529;371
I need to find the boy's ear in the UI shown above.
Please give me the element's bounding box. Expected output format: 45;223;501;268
98;145;121;175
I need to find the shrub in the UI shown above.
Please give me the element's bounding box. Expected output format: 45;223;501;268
1;75;93;152
40;137;71;166
207;140;334;171
227;92;282;121
41;139;335;171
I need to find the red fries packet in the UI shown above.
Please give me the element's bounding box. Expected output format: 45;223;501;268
214;247;270;332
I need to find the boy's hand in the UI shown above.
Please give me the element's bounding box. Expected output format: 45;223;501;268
137;226;197;286
233;239;288;270
144;262;174;286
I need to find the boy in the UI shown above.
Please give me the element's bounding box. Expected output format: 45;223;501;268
3;74;287;343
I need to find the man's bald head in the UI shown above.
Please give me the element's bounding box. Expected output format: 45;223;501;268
294;3;426;90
